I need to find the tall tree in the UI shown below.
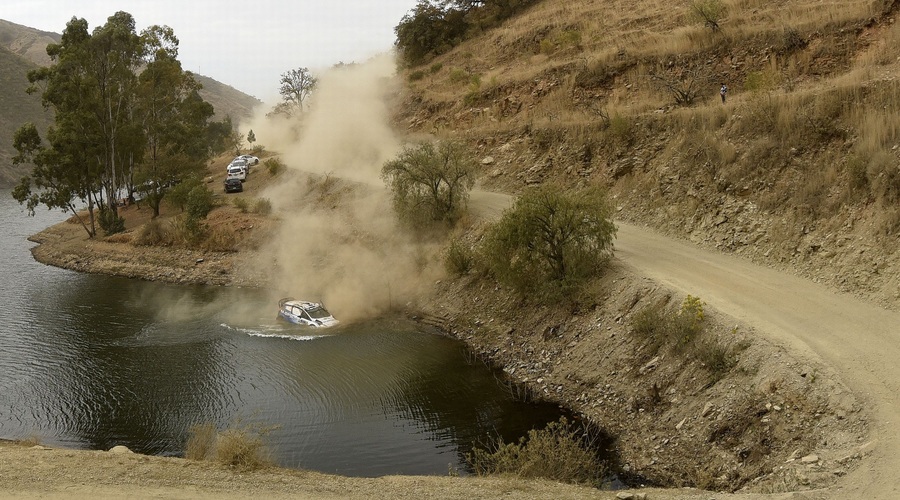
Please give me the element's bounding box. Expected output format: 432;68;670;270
89;11;144;220
15;17;104;237
276;67;317;116
135;25;213;217
13;13;216;236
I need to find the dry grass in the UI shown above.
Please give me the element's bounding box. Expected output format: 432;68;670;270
401;0;900;248
467;417;607;488
185;422;274;471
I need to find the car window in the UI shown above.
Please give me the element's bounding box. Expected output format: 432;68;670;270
306;306;331;319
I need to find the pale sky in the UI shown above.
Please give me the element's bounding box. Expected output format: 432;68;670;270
4;0;419;102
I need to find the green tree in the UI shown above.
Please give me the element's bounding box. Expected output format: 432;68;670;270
247;129;256;147
87;11;145;220
381;141;476;228
12;122;101;237
276;67;317;117
482;184;617;301
134;25;214;217
12;13;216;235
15;17;106;237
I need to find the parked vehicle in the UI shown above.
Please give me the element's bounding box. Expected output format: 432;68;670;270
224;178;243;193
226;165;247;182
228;158;250;174
277;298;339;328
237;154;259;166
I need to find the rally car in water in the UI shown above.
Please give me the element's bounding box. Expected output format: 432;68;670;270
277;298;339;328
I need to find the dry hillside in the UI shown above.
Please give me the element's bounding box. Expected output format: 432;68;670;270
396;0;900;310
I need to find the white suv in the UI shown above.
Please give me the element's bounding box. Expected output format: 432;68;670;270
226;165;247;182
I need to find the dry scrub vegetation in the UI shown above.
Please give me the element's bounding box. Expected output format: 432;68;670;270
399;0;900;308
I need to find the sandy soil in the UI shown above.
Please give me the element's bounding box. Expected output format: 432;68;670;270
6;190;899;499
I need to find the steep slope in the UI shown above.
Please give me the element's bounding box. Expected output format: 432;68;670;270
0;19;59;66
0;45;51;186
193;73;262;122
396;0;900;310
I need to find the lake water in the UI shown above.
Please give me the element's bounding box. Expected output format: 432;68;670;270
0;191;577;477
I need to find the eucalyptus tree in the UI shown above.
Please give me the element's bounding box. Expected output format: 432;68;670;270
135;25;214;217
14;17;105;237
13;12;217;234
88;11;144;220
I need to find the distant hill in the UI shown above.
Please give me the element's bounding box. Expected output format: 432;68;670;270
193;73;262;122
0;44;49;186
0;19;261;187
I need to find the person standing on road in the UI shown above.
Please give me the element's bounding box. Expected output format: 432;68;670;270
720;83;728;103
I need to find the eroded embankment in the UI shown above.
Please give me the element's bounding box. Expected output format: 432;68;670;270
416;258;871;493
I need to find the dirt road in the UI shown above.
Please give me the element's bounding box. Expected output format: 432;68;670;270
615;223;900;498
470;189;900;498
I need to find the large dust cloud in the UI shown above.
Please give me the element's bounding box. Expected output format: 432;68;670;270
242;54;444;323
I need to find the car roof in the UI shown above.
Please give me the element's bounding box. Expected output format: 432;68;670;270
283;300;326;311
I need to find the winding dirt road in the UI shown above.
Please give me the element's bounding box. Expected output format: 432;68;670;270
616;223;900;498
471;189;900;498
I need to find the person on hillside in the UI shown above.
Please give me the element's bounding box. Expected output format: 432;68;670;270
720;83;728;103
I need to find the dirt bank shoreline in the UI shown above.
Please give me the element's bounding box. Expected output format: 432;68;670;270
11;216;874;499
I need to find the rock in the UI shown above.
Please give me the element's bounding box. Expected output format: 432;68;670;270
639;356;660;374
481;156;495;165
109;445;133;454
701;402;715;417
800;454;819;464
615;493;634;500
676;418;687;430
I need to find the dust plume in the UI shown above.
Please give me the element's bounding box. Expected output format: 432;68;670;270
246;54;445;323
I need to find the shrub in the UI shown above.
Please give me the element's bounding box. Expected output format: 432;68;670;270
691;0;726;31
98;205;125;236
265;157;285;176
170;214;207;247
409;70;426;82
467;418;606;488
186;185;214;220
695;338;738;380
429;62;443;74
250;144;266;155
185;423;217;460
166;179;196;213
233;197;250;213
215;428;272;469
632;295;706;354
381;140;476;229
185;422;273;470
253;198;273;215
202;227;237;252
444;238;474;276
134;218;172;246
449;67;470;84
481;184;616;302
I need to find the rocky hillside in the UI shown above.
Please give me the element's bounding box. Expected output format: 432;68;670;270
395;0;900;310
0;19;261;187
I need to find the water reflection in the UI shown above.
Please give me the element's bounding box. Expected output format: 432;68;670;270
0;192;585;477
